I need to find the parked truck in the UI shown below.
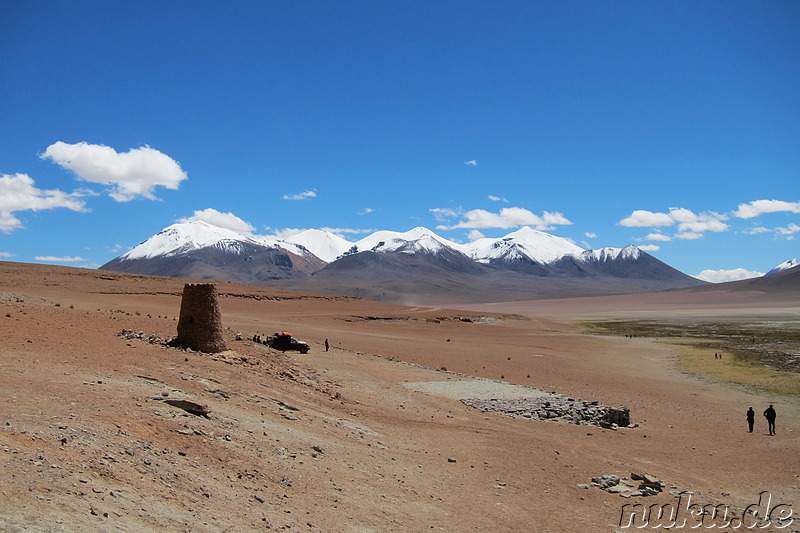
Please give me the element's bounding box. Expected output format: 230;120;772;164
267;332;310;354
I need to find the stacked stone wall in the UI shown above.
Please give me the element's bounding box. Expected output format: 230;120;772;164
461;395;630;428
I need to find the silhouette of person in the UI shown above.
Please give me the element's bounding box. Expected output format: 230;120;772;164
746;407;755;433
324;339;329;352
763;405;776;435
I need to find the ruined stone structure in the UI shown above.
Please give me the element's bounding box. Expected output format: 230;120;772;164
461;396;631;428
173;283;227;353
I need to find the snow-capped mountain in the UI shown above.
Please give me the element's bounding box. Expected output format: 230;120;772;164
348;227;467;256
465;226;583;265
100;220;707;302
121;221;266;260
766;258;799;276
281;229;353;263
577;245;642;263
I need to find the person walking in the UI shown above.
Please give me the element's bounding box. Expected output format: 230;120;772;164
763;404;776;435
324;338;329;352
746;407;755;433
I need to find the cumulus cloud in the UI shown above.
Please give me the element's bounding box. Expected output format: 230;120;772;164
35;255;86;262
669;208;729;233
618;210;675;227
282;190;317;200
467;229;485;241
734;199;800;219
434;206;572;231
0;173;88;233
41;141;187;202
644;232;671;242
619;207;729;237
0;252;16;258
178;208;256;233
694;268;764;283
585;232;597;239
638;244;661;252
464;160;478;166
359;208;375;215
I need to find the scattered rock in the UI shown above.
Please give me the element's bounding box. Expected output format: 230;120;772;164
592;472;668;497
163;399;210;417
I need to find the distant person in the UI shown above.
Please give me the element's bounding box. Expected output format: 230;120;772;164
325;339;329;352
763;405;776;435
746;407;755;433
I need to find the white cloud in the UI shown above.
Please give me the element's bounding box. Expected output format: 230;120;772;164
584;232;597;239
465;160;478;166
488;195;508;203
320;227;374;235
282;190;317;200
0;173;88;233
618;210;675;227
436;206;572;230
669;208;729;233
35;255;87;262
429;207;462;221
179;208;256;233
264;226;369;239
644;232;671;242
638;244;661;251
619;207;728;234
694;268;764;283
466;229;485;241
0;251;15;258
359;208;375;215
734;199;800;219
742;226;771;235
777;223;800;235
41;141;187;202
267;227;306;239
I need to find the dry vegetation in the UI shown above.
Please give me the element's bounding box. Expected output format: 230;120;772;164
584;320;800;397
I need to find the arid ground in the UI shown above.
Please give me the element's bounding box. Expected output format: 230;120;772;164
1;262;798;532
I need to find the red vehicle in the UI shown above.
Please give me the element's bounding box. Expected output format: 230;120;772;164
268;332;310;354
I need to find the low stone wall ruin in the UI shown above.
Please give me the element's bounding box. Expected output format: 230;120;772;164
461;395;630;428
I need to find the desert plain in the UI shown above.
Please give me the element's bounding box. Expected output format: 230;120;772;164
1;261;798;532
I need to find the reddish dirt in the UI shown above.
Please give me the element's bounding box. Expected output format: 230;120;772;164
1;262;797;532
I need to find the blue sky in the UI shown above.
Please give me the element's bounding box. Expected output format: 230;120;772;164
1;1;798;282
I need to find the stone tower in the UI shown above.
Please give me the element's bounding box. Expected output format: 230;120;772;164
174;283;227;353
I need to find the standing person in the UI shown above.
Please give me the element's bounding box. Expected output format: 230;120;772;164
763;404;777;435
746;407;755;433
324;338;329;352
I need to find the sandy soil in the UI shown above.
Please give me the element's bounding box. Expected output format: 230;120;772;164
0;262;798;532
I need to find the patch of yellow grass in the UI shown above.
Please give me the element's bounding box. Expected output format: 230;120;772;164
671;339;800;398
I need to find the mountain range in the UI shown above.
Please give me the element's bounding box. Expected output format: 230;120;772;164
99;221;794;304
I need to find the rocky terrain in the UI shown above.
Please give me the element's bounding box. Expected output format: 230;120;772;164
0;261;798;532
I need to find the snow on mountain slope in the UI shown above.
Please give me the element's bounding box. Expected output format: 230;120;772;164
576;245;642;263
281;229;353;263
351;227;467;255
122;221;263;260
766;258;799;275
465;226;584;264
